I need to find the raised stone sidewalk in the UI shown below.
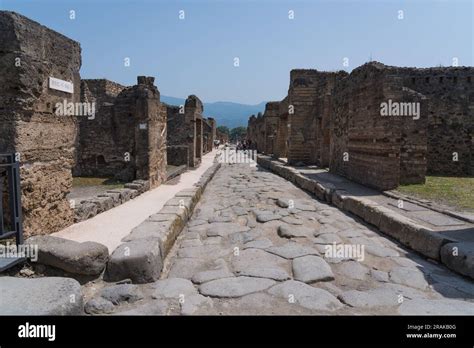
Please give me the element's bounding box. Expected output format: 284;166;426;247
257;155;474;280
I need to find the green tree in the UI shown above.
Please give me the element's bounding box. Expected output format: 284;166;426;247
230;126;247;142
217;126;230;136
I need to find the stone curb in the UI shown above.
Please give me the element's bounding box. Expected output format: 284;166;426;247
74;180;148;223
105;161;222;284
257;155;464;272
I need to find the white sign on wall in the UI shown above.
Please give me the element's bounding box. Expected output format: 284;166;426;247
49;77;74;94
139;123;148;130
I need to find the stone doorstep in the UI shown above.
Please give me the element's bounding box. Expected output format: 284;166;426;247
257;155;468;278
105;161;222;284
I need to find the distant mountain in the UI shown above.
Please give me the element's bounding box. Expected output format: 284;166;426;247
160;95;266;129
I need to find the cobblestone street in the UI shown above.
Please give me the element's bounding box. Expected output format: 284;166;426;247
115;161;474;315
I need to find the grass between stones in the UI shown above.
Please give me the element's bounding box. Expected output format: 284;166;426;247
72;177;124;189
397;176;474;212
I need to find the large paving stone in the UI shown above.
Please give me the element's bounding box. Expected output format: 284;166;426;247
199;276;276;298
281;216;304;225
278;225;314;238
0;277;83;315
105;238;162;284
191;259;234;284
84;297;115;315
27;236;108;276
168;258;208;279
338;283;428;308
114;299;170;315
181;294;214;315
243;238;273;250
256;212;282;223
232;249;288;274
267;280;343;311
178;245;231;259
206;223;250;237
313;233;343;245
266;242;320;259
389;267;429;290
100;284;144;305
335;261;369;281
239;267;290;281
398;298;474;315
440;242;474;279
152;278;198;299
292;255;334;283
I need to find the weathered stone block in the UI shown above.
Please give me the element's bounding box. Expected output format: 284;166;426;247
0;277;83;315
440;242;474;279
105;238;163;284
27;235;109;276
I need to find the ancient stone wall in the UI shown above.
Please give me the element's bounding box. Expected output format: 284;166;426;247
247;115;256;149
263;102;280;155
330;62;428;190
185;95;204;167
202;118;214;154
74;79;126;177
0;11;81;236
287;69;347;165
248;61;469;190
166;96;204;167
167;145;189;166
394;67;473;176
112;76;167;188
255;114;265;153
274;97;289;158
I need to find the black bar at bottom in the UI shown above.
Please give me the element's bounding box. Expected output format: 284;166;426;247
0;315;472;346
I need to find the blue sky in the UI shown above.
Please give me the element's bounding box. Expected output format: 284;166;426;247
1;0;473;104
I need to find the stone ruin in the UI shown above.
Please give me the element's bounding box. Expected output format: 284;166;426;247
166;95;208;167
74;79;126;178
0;11;81;236
203;117;216;154
248;62;473;190
0;11;217;236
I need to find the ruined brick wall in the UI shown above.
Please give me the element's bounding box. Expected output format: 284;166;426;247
274;97;289;158
287;69;347;165
202;118;213;154
247;115;256;149
113;76;167;188
255;114;265;153
166;104;188;166
330;62;427;190
167;145;189;166
74;79;126;177
0;11;81;236
395;67;473;176
167;96;203;167
185;95;204;167
263;102;279;155
207;117;216;150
